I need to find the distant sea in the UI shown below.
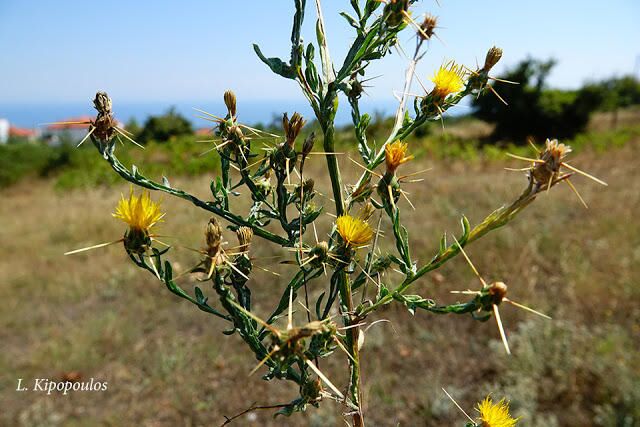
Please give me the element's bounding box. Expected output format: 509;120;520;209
0;99;409;129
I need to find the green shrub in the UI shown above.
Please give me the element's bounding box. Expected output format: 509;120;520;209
472;58;601;141
138;107;193;144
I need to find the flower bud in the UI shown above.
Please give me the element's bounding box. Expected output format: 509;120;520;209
302;132;316;158
223;90;237;118
205;217;223;255
283;112;306;148
488;281;508;304
309;241;329;263
383;0;409;28
236;226;253;254
384;141;413;174
482;46;503;72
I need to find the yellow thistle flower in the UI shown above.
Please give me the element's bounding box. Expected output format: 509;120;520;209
430;62;466;99
477;396;519;427
385;141;414;174
336;215;373;248
112;186;164;233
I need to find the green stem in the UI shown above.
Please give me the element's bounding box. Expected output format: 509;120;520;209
105;153;290;247
359;183;538;317
321;94;345;217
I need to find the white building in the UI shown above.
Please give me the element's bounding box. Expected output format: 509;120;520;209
0;119;9;144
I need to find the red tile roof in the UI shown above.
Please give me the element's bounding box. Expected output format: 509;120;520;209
9;126;37;137
46;116;93;130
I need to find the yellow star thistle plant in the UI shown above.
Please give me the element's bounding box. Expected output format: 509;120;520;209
336;215;374;248
476;397;519;427
431;61;466;99
67;1;607;424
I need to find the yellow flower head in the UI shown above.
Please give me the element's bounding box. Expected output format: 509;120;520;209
477;396;519;427
336;215;373;248
112;187;164;233
430;62;466;99
385;141;414;174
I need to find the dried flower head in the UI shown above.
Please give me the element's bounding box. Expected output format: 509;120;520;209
419;14;438;40
483;46;503;72
236;226;253;254
223;90;237;118
91;91;117;143
488;281;508;304
336;215;373;248
385;141;414;174
283;112;306;147
476;396;519;427
113;187;164;233
93;91;112;114
430;62;466;100
532;139;572;185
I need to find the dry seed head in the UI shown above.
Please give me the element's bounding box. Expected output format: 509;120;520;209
236;226;253;254
205;217;223;255
532;139;571;186
483;46;503;72
93;91;112;114
223;90;237;118
419;14;438;40
476;396;519;427
91;91;117;142
488;282;508;304
385;141;414;174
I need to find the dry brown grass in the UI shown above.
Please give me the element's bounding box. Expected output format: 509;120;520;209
1;140;638;426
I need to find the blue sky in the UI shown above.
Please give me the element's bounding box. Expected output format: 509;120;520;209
1;0;638;107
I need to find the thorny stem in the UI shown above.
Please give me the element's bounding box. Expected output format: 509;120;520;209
358;181;542;317
315;0;362;420
104;152;291;247
320;82;365;427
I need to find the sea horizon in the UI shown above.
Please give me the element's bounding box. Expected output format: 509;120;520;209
0;97;472;130
0;98;403;130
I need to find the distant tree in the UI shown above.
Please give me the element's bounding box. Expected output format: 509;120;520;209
581;75;640;111
138;107;193;143
471;58;601;141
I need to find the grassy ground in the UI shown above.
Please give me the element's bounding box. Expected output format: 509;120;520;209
0;135;638;426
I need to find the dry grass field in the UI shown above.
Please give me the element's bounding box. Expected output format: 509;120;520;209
1;137;638;426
